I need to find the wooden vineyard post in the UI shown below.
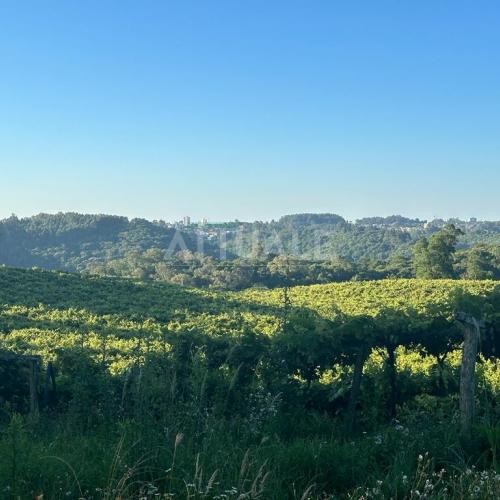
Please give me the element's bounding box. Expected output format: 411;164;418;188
346;346;368;434
29;357;39;414
456;312;482;440
386;343;398;419
43;361;56;409
0;352;42;414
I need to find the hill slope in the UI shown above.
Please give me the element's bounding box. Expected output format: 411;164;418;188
0;266;499;499
1;213;499;274
0;213;219;271
1;266;498;369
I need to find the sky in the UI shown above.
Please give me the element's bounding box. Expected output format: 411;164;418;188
0;1;499;223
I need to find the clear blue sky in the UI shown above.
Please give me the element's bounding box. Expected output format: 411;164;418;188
1;1;499;222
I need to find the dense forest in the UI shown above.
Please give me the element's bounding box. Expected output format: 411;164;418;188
0;213;219;271
223;214;500;260
0;266;499;498
0;213;499;290
89;238;500;290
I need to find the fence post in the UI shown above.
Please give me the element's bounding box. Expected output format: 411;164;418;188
29;358;39;414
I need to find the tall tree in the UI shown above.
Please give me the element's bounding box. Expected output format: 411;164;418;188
412;238;431;278
413;224;463;278
464;245;495;279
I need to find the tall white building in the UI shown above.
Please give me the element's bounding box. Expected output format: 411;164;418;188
182;216;191;226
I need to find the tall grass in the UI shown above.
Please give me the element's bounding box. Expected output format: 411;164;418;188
0;404;498;498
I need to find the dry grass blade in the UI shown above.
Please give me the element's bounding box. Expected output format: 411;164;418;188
40;455;83;498
300;483;316;500
205;469;218;494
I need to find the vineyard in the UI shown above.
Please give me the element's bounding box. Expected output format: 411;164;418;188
0;266;499;498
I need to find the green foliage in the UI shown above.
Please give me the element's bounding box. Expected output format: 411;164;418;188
1;213;499;289
413;224;464;278
0;266;498;498
464;244;498;280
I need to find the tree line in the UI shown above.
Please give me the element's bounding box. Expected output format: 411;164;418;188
88;225;500;289
1;213;499;276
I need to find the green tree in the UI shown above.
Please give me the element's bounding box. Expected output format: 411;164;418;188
464;245;495;279
413;224;463;278
412;238;431;278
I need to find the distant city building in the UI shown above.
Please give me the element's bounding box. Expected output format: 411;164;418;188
200;217;208;226
182;216;191;226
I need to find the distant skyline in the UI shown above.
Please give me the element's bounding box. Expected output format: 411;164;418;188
1;210;496;225
1;1;499;222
